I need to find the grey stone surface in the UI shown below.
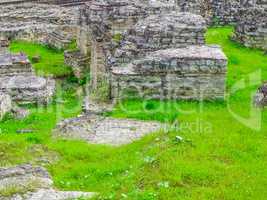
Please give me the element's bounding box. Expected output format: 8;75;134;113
0;3;78;49
0;164;95;200
233;2;267;50
80;1;228;101
0;53;33;77
0;75;55;104
54;114;161;145
111;45;227;100
0;92;12;120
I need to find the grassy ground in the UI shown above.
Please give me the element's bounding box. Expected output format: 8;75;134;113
1;27;267;200
9;40;72;77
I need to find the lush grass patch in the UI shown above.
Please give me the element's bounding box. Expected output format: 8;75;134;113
1;27;267;200
9;40;72;77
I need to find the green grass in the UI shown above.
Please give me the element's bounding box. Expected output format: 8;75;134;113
9;40;72;77
1;27;267;200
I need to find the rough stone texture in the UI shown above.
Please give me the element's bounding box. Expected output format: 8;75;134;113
64;50;90;79
233;2;267;50
0;3;78;49
79;0;178;93
79;0;228;101
0;41;56;104
0;164;95;200
0;92;12;120
0;75;55;104
112;45;227;100
54;114;161;145
179;0;255;25
0;53;33;76
0;0;91;7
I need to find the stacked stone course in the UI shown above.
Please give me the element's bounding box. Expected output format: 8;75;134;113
233;1;267;50
178;0;258;25
0;3;79;49
80;0;228;101
0;38;55;104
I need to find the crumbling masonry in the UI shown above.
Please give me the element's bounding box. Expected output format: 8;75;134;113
233;0;267;50
79;0;227;101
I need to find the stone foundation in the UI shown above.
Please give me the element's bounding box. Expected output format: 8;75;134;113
0;53;33;76
0;3;78;49
0;75;55;104
112;45;227;100
79;0;228;101
233;4;267;50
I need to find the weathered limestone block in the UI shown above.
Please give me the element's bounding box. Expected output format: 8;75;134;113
54;114;161;145
80;0;228;101
0;164;95;200
113;12;206;66
80;0;180;92
178;0;262;25
233;4;267;50
112;45;227;100
0;92;12;120
0;53;33;76
0;75;55;104
0;3;78;48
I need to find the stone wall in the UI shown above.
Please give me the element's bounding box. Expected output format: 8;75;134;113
233;2;267;50
0;41;56;104
80;0;178;93
111;46;227;100
0;3;79;49
0;75;56;104
178;0;255;25
0;53;33;76
80;0;228;101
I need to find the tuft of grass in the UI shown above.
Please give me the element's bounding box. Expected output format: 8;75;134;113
9;40;73;77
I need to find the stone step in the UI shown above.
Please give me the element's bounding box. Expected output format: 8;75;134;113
0;75;55;104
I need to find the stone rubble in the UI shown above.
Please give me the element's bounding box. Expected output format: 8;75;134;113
0;75;55;104
0;3;79;49
80;1;228;101
0;164;95;200
233;1;267;50
0;37;56;105
54;114;162;146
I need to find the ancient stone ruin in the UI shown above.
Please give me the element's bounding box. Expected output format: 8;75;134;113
0;164;95;200
0;38;55;105
233;0;267;50
0;92;12;120
54;114;161;145
80;0;227;101
0;3;79;49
